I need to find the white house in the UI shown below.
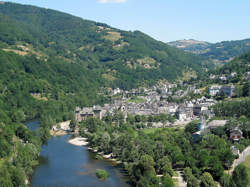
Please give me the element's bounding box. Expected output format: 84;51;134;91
113;88;121;95
209;85;222;96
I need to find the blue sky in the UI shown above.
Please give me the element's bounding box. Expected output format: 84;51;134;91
2;0;250;43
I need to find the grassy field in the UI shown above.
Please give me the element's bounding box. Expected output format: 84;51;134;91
126;97;146;104
103;31;122;42
242;155;250;187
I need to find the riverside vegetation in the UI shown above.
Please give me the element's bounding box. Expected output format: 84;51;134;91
78;113;249;187
95;169;110;180
0;2;249;187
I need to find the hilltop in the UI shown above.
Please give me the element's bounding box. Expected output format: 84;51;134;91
168;38;250;65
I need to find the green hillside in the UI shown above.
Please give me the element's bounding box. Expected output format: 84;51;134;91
0;2;207;89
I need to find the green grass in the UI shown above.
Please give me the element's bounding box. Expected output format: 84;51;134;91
103;31;122;42
126;97;146;104
242;155;250;187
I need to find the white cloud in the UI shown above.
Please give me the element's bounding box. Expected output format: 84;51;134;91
98;0;127;4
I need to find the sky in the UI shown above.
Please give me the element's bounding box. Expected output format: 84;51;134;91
2;0;250;43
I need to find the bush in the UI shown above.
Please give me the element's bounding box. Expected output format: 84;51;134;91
95;169;109;180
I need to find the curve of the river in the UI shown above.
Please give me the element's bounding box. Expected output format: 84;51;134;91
26;121;131;187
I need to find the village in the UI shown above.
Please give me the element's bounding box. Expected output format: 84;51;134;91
75;78;236;127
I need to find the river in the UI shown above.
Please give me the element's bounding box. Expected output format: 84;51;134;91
26;121;131;187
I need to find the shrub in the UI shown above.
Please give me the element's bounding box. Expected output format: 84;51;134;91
95;169;109;180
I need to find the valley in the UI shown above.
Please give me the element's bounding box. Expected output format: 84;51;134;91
0;2;249;187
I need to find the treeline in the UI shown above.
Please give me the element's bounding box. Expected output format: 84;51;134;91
213;97;250;118
0;113;41;186
79;115;249;187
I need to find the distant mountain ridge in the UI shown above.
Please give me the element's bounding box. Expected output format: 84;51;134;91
168;38;250;64
168;39;211;51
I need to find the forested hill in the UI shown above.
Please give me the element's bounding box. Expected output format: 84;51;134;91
168;39;250;64
215;51;250;75
0;2;207;89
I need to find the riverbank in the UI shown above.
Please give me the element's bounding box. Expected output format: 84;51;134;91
68;135;123;165
50;120;71;136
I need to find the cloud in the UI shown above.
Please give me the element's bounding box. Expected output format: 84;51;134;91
98;0;127;4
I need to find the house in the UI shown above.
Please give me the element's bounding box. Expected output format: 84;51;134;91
245;75;250;81
194;89;201;94
230;127;243;141
193;105;208;116
93;105;105;120
76;107;94;121
209;85;235;97
201;110;215;119
221;85;235;97
230;72;237;78
167;104;178;114
176;107;193;121
113;88;121;95
210;74;216;79
209;85;222;96
244;72;250;81
219;75;227;82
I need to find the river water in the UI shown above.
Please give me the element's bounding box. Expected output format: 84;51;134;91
26;121;131;187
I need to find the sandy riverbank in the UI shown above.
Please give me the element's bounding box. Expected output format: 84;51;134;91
68;137;89;146
50;129;68;136
50;120;71;136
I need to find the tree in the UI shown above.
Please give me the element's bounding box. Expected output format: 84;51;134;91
219;174;231;187
242;82;250;97
39;127;51;145
100;132;111;153
162;175;174;187
130;155;156;185
10;166;26;187
215;91;226;100
69;118;77;131
187;175;200;187
183;167;193;181
209;159;224;180
200;172;217;187
11;110;25;123
156;156;173;176
0;165;13;187
232;164;248;187
185;121;199;134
